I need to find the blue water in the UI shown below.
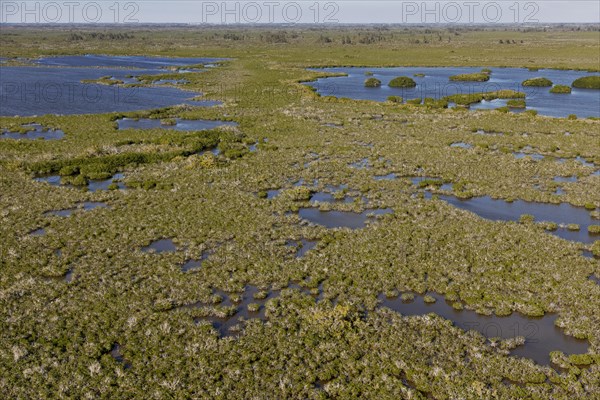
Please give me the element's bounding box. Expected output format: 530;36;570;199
34;54;225;69
1;123;64;140
35;173;126;192
0;55;223;116
305;67;600;118
117;118;237;131
379;293;588;366
44;202;108;217
286;239;318;258
437;195;599;244
142;238;177;254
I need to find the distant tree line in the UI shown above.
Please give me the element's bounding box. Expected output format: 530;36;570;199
68;32;135;41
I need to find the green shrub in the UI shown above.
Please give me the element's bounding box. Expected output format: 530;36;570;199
197;153;218;169
401;293;414;302
550;351;567;366
31;151;177;178
568;114;577;120
59;165;79;176
364;77;381;88
481;68;492;74
489;90;526;99
568;354;593;365
419;97;448;109
160;118;177;126
406;98;422;105
287;186;313;201
567;224;580;231
522;77;553;87
423;295;436;303
549;85;572;94
588;225;600;235
364;71;374;76
507;99;526;109
572;76;600;89
418;179;442;188
526;372;547;384
126;180;164;190
69;174;88;187
431;99;449;108
413;73;425;77
223;148;247;159
253;290;268;300
449;73;489;82
445;291;459;302
83;170;113;180
519;214;535;224
386;96;403;103
142;181;157;190
444;90;524;106
388;76;417;88
592;241;600;257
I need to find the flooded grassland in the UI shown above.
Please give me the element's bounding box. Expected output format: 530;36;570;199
0;27;599;399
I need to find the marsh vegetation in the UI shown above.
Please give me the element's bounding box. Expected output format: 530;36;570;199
388;76;417;88
364;77;381;87
449;72;490;82
572;76;600;89
522;77;553;87
0;25;599;399
550;85;572;94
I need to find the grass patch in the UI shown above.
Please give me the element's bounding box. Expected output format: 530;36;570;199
449;72;490;82
388;76;417;88
550;85;572;94
572;76;600;89
364;77;381;87
522;77;553;87
507;99;526;109
444;89;524;106
386;95;403;103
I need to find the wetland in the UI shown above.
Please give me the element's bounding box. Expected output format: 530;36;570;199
1;25;599;399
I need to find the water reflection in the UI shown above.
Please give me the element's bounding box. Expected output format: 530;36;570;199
1;55;225;116
44;202;108;217
1;124;64;140
305;67;600;118
35;173;126;192
142;238;177;254
117;118;237;131
286;239;318;258
379;292;589;366
435;194;598;243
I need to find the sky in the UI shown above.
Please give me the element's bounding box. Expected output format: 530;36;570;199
1;1;599;24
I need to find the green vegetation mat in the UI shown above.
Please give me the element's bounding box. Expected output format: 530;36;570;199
388;76;417;88
550;85;573;94
1;25;599;399
572;76;600;89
